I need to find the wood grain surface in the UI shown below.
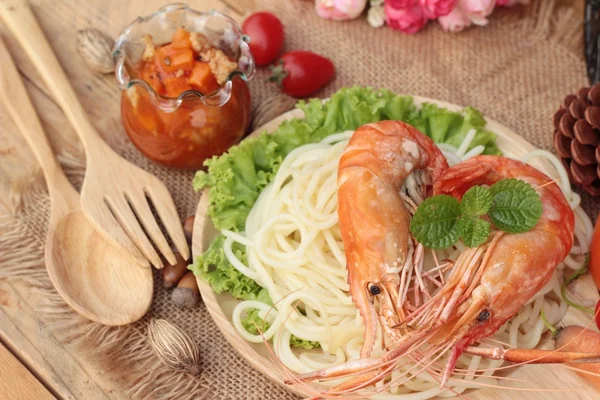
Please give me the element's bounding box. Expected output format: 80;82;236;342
0;1;253;398
0;0;587;398
0;34;154;327
0;342;55;400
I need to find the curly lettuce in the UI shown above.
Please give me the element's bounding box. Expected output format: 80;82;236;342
412;103;500;155
241;308;320;350
190;235;263;300
190;86;502;347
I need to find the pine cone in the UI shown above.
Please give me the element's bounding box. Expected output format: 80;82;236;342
553;85;600;196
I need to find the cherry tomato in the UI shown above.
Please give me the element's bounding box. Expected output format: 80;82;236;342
269;51;335;98
590;218;600;290
242;12;284;66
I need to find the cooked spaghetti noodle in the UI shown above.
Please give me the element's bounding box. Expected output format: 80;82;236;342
224;129;592;398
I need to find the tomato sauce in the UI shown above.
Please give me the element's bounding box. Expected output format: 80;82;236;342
120;28;251;169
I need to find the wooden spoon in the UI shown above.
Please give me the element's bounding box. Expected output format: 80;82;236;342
0;37;153;326
0;0;189;269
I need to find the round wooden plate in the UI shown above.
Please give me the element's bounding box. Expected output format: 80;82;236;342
192;97;600;399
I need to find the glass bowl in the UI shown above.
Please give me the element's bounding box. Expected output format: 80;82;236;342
114;3;254;169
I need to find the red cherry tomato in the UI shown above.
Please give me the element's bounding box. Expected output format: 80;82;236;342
590;218;600;290
242;12;284;66
269;51;335;98
595;300;600;331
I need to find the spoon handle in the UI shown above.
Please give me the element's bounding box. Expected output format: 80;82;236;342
0;0;105;152
0;36;66;187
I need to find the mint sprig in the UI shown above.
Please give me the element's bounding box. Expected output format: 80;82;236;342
461;186;492;217
410;178;543;249
488;179;543;234
409;195;461;249
459;217;490;248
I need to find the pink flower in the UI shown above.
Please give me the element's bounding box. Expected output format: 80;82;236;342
315;0;368;21
460;0;495;25
419;0;457;19
496;0;529;6
387;0;418;7
384;2;429;34
438;7;472;32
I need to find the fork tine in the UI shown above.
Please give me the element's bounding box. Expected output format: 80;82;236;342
145;179;190;261
126;191;177;266
81;198;150;269
105;195;163;269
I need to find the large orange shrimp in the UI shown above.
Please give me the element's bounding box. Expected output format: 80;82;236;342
336;120;448;360
288;149;599;398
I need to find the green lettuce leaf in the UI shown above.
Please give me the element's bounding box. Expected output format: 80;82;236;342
240;308;320;349
412;103;501;156
240;308;270;335
240;289;273;335
290;335;320;350
188;235;263;300
239;293;320;349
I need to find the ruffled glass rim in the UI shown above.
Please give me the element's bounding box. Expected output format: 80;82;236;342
113;3;255;112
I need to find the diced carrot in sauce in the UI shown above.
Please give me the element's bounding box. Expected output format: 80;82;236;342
188;62;220;94
156;44;194;73
163;76;193;98
171;27;192;49
141;62;164;94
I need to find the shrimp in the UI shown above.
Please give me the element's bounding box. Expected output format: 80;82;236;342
423;155;575;384
287;155;599;398
337;120;448;360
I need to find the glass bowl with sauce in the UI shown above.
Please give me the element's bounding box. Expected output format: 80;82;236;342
114;4;254;169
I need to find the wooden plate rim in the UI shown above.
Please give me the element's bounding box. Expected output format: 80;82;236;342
192;96;561;398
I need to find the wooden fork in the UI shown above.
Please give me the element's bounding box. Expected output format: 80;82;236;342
0;0;189;268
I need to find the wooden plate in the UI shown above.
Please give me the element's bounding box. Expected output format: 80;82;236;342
192;97;600;399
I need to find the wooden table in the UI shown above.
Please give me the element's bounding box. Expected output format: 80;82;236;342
0;0;588;399
0;2;254;398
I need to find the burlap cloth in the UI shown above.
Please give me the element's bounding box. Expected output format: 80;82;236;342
1;1;598;399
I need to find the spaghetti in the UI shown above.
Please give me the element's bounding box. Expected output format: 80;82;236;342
224;130;592;398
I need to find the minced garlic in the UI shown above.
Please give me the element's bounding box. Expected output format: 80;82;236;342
141;35;156;61
200;48;238;85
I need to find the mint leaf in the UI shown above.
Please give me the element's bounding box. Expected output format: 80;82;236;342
461;186;492;217
459;217;490;248
410;195;461;249
488;178;543;233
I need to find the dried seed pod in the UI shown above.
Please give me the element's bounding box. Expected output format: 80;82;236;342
559;113;575;138
147;318;201;376
564;94;576;108
183;215;195;243
172;272;200;308
553;108;566;129
589;85;600;106
251;92;297;131
571;162;597;185
585;106;600;129
162;253;188;288
577;87;590;101
571;141;597;166
76;28;115;74
570;98;588;120
554;131;572;158
574;120;599;146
